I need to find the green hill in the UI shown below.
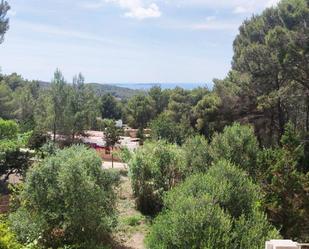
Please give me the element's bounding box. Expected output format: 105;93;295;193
88;83;144;99
37;81;143;100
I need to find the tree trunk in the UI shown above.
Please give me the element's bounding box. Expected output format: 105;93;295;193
306;93;309;133
275;76;285;144
53;121;56;142
269;112;274;146
111;147;114;168
277;98;285;144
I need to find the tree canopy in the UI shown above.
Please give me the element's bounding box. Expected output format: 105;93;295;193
0;0;9;44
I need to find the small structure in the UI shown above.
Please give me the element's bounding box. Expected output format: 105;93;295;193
81;131;139;161
266;240;298;249
265;240;309;249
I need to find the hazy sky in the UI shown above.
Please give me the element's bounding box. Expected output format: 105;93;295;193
0;0;279;83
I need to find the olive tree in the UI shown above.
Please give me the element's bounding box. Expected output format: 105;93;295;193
10;145;119;248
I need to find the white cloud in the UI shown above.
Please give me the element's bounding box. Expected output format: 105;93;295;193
107;0;161;19
233;6;248;14
191;20;239;31
163;0;281;14
184;14;239;32
124;3;161;19
81;0;161;19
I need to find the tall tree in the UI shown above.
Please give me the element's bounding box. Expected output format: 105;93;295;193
194;93;221;138
50;69;68;140
102;119;121;168
231;0;309;144
14;82;39;131
0;81;14;119
0;0;9;44
148;86;169;116
66;73;88;138
100;93;121;120
126;94;154;129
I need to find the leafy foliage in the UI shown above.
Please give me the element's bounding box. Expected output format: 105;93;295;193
0;0;9;44
128;141;185;215
182;135;211;174
0;215;22;249
10;146;119;248
126;94;154;129
102;119;122;148
258;123;309;242
210;123;259;178
146;194;233;249
146;160;280;249
0;119;31;179
34;70;99;142
100;93;122;120
150;112;188;145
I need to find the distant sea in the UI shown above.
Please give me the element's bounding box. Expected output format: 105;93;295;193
112;83;213;90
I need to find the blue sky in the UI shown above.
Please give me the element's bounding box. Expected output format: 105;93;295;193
0;0;279;84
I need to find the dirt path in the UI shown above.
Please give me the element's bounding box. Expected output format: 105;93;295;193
111;171;149;249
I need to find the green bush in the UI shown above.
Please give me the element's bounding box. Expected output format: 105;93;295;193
210;123;259;177
10;145;119;248
0;215;22;249
0;119;18;140
165;160;260;218
182;135;211;174
146;194;232;249
0;119;32;180
146;160;280;249
129;141;185;215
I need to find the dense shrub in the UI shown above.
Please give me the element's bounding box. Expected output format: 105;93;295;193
146;194;232;249
0;119;32;180
210;123;259;177
0;215;22;249
182;135;211;174
129;141;185;215
146;160;279;249
27;130;50;152
10;145;119;248
257;125;309;242
165;160;260;218
0;118;19;139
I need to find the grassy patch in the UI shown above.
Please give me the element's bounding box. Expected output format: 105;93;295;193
123;215;144;227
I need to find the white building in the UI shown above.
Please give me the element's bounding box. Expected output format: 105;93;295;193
266;240;309;249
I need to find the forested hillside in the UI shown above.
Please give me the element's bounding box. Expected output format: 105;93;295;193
37;81;143;100
1;0;309;249
88;83;144;99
